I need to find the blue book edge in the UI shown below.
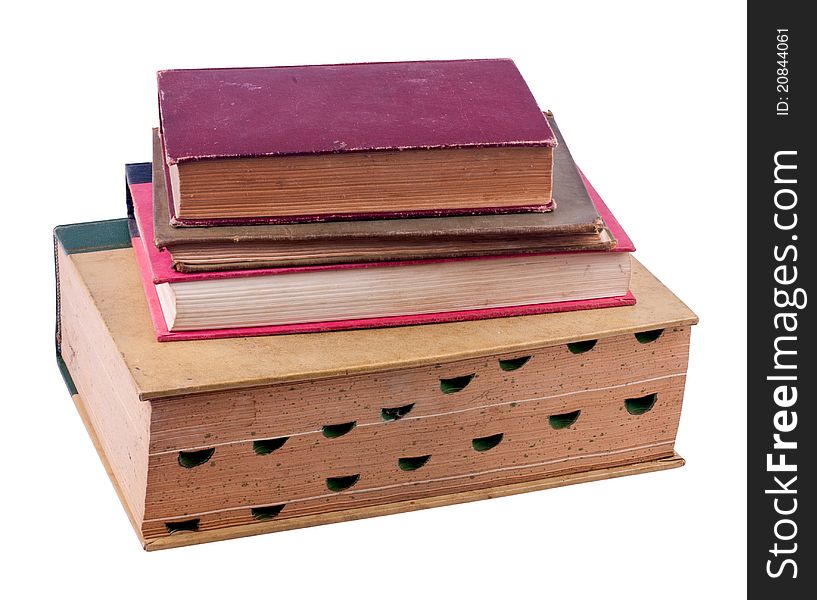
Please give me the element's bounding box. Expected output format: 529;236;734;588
54;162;151;396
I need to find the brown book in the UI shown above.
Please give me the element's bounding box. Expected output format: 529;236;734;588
158;60;556;224
151;115;609;271
55;219;697;550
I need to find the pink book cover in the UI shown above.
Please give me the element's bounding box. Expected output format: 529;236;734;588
158;59;557;226
129;170;635;342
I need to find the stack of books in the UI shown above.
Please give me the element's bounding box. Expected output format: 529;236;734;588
54;59;697;550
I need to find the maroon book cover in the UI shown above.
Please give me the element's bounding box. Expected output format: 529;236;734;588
158;59;556;164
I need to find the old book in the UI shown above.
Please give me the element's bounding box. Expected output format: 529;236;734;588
158;59;556;224
54;220;697;550
130;168;634;339
150;114;611;271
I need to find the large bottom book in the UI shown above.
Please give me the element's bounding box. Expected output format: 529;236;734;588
54;220;697;550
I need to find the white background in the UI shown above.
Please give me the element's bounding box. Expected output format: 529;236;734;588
2;1;746;597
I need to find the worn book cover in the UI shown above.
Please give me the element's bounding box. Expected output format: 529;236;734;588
158;59;557;224
54;221;696;549
159;59;555;162
150;114;610;271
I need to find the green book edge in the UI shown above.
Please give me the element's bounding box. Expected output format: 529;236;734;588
54;218;133;397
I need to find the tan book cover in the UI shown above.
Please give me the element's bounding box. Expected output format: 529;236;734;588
54;220;697;549
151;114;610;271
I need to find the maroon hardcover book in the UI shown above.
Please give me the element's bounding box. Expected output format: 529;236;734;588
158;59;555;161
158;59;557;225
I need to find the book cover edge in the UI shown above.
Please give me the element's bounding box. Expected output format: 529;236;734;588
158;59;557;163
